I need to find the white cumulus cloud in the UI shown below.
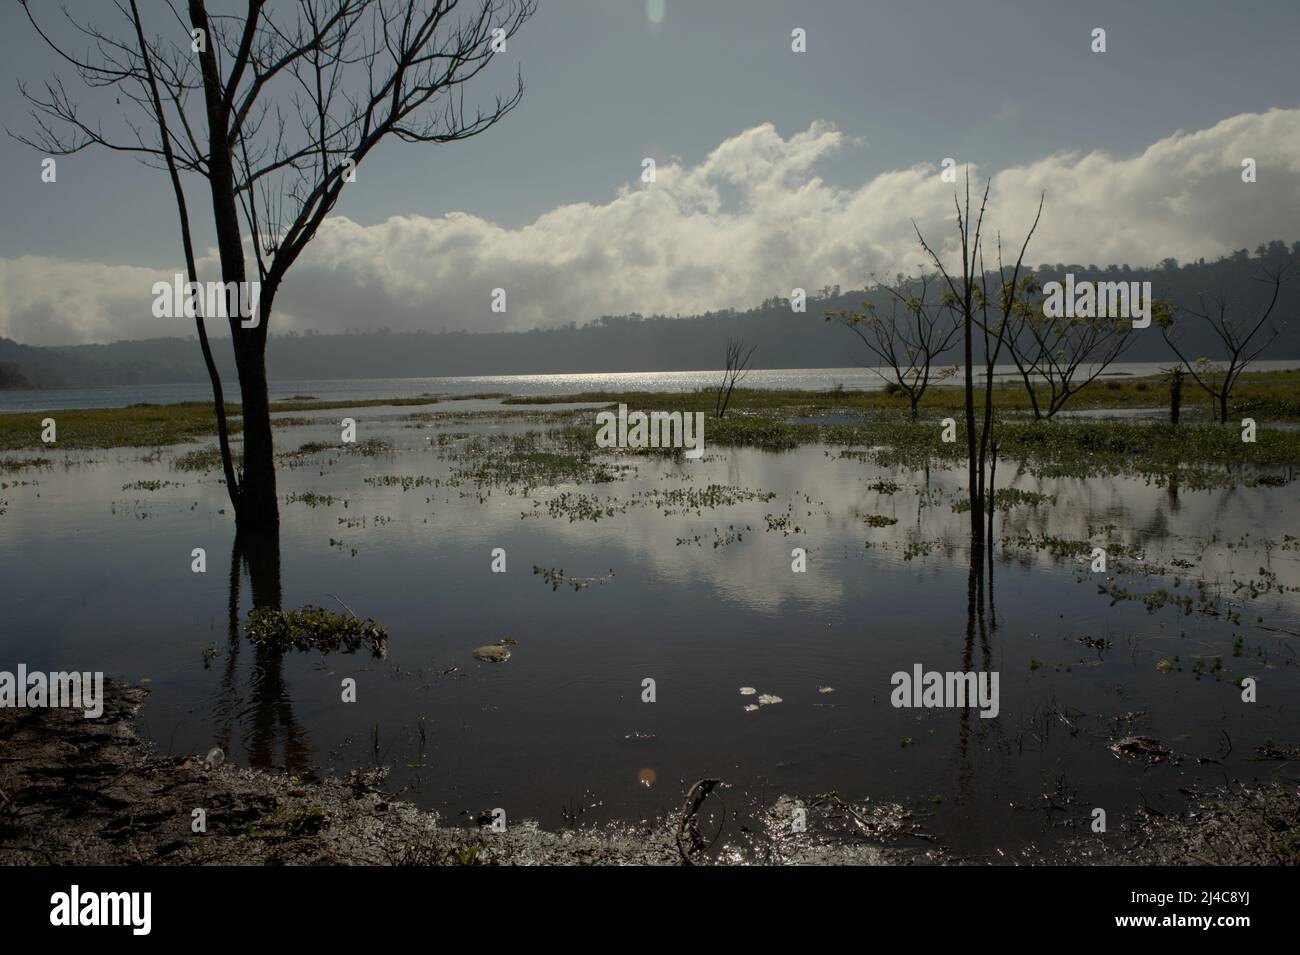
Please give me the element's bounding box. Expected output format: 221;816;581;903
2;109;1298;345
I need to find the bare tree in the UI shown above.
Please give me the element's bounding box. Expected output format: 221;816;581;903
715;337;756;418
16;0;535;533
1003;283;1138;419
914;176;1042;550
1157;264;1289;424
824;274;959;420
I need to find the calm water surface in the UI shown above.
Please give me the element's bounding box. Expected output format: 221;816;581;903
2;399;1297;855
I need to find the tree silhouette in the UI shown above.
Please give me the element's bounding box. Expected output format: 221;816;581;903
16;0;535;532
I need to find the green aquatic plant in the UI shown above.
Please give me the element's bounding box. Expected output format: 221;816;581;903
245;604;388;657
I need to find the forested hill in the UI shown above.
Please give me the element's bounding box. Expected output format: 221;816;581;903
4;242;1298;388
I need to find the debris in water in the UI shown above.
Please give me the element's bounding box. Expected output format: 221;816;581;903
1111;735;1174;763
472;644;511;663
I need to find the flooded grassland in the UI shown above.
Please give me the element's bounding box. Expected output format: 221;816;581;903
1;377;1299;863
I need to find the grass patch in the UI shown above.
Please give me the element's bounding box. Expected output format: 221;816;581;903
0;402;243;451
244;605;387;656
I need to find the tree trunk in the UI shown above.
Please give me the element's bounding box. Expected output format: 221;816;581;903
964;325;982;546
1219;391;1229;425
231;325;278;533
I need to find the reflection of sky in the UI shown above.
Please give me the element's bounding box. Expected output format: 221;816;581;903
2;407;1297;854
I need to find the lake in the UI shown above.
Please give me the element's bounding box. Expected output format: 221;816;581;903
2;395;1297;857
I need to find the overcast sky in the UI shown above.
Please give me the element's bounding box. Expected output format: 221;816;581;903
2;0;1299;345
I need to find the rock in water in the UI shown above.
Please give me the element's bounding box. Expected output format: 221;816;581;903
472;645;511;663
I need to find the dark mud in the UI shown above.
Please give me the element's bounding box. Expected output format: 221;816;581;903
0;683;893;865
3;683;1295;865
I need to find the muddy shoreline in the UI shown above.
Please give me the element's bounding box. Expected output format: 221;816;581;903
2;683;1294;866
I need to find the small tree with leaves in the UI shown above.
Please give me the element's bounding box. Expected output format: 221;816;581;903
825;274;958;420
1157;264;1289;424
1002;281;1141;420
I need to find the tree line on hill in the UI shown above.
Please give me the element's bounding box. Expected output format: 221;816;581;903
2;240;1297;391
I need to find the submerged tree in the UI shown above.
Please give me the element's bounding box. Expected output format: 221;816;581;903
17;0;535;533
1003;282;1140;420
1157;264;1289;424
715;337;756;418
914;176;1042;550
824;274;959;420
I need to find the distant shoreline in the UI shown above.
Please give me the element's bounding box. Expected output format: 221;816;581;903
4;361;1299;414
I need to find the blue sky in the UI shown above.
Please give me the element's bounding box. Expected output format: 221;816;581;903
2;0;1298;344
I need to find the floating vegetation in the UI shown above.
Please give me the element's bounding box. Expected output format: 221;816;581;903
244;604;388;657
445;428;631;492
0;456;53;473
281;438;391;464
363;474;433;491
327;538;359;556
1099;581;1234;621
1075;635;1112;650
279;441;333;460
861;513;898;527
641;484;776;515
173;445;241;472
534;483;776;523
533;565;615;591
765;510;803;535
285;491;345;507
536;491;629;522
336;515;394;529
712;525;749;547
122;480;183;491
